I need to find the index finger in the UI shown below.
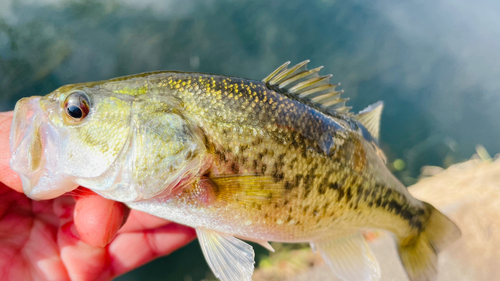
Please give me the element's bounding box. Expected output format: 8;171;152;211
0;111;23;193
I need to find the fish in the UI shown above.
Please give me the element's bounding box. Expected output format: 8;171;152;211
10;60;460;281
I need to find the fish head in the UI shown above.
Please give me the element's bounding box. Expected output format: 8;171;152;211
11;82;207;201
10;84;133;200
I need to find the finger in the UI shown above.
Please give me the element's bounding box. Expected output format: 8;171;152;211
54;193;112;281
108;223;196;277
58;220;112;281
0;112;23;192
22;220;70;281
73;189;129;248
0;187;70;281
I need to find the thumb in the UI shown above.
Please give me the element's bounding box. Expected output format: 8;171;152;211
0;111;23;192
73;188;130;248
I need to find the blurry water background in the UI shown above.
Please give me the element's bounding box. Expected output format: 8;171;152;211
0;0;499;280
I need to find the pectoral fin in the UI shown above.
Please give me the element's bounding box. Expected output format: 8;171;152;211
196;228;255;281
210;175;285;205
315;232;380;281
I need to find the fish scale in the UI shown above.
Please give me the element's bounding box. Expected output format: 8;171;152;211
137;72;420;239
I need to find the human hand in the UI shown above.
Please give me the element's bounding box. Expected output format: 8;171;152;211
0;112;196;281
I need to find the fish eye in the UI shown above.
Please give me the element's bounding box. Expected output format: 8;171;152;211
64;91;91;122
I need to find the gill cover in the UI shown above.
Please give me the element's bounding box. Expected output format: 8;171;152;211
77;95;207;202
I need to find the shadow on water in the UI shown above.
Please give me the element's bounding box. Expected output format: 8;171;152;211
1;0;499;279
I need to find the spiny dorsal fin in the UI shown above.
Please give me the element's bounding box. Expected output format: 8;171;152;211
263;61;351;115
356;101;384;141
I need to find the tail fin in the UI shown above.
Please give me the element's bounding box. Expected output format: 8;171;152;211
399;203;461;281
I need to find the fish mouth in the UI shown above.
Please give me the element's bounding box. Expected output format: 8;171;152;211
10;97;78;200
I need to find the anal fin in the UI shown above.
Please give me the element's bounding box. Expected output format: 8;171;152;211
310;242;317;253
196;228;255;281
316;232;381;281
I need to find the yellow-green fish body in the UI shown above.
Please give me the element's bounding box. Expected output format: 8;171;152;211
10;61;460;281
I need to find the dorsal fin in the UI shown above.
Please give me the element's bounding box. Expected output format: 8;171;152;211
263;61;351;115
356;101;384;141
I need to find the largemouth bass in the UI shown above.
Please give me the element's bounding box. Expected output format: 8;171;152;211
10;61;460;281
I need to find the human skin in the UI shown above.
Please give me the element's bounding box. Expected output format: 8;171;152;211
0;112;197;281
